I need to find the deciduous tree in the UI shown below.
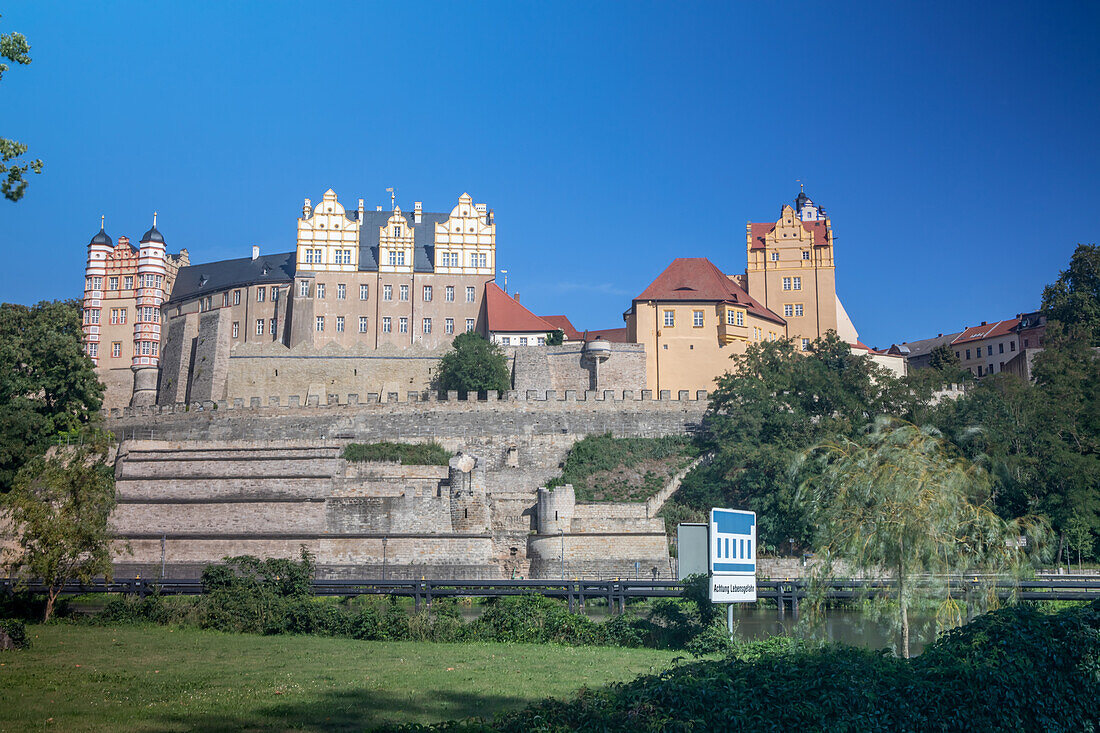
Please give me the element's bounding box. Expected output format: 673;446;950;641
1;14;43;202
434;332;511;396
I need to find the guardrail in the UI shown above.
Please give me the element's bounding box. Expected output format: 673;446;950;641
5;576;1100;618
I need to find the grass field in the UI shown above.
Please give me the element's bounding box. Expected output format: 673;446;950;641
0;624;683;732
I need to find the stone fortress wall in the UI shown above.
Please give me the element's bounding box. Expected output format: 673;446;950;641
105;393;708;580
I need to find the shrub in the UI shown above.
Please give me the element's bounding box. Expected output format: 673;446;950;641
342;441;451;466
96;592;171;626
0;618;29;650
548;433;699;502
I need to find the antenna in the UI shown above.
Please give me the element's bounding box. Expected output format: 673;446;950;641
153;211;158;227
386;187;395;211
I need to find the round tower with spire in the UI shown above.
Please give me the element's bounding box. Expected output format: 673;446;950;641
130;213;167;406
82;217;113;364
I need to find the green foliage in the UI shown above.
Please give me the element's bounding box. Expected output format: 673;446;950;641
2;429;118;621
545;329;564;346
1042;243;1100;346
434;332;511;396
0;300;104;492
342;441;451;465
672;332;918;550
927;342;960;371
1;15;42;201
405;601;1100;732
0;618;28;649
800;419;1048;657
548;433;698;502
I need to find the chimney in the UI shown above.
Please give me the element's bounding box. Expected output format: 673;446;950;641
513;291;520;302
302;198;311;218
376;205;383;211
252;245;259;261
358;198;364;221
475;203;487;222
414;201;422;224
981;321;987;326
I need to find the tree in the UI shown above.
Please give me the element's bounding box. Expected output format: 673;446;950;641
1041;243;1100;346
0;300;104;492
545;329;564;346
434;332;511;396
2;430;119;621
1;14;43;202
672;332;914;549
800;419;1048;658
928;343;959;371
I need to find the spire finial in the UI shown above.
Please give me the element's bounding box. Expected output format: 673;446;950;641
386;187;396;211
100;214;105;231
153;211;158;227
797;179;804;193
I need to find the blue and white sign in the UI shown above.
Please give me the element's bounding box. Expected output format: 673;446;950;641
709;508;757;602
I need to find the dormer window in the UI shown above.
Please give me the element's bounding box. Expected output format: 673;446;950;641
394;226;401;237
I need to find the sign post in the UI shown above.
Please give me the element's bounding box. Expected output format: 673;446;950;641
708;508;757;636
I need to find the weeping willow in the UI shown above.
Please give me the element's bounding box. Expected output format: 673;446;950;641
797;418;1049;658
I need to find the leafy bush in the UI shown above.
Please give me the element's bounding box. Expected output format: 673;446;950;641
342;441;451;466
0;618;29;649
96;592;172;626
394;600;1100;732
548;433;699;502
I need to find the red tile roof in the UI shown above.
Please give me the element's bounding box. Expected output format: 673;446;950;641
951;319;1020;345
539;315;582;341
485;282;557;334
749;220;829;250
582;327;628;343
633;257;785;326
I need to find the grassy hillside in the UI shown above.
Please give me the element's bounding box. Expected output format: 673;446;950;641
548;434;699;502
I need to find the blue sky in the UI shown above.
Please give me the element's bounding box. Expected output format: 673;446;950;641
1;1;1097;348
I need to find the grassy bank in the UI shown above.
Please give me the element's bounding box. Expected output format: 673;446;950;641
0;624;682;732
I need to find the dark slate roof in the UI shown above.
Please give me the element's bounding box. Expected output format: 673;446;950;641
89;228;113;246
353;209;450;273
141;226;165;244
168;251;296;304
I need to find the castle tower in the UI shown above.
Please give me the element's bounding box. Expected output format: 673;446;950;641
82;218;113;364
536;485;575;535
130;214;167;406
448;452;490;533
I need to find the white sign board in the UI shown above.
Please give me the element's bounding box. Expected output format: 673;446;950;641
708;508;757;603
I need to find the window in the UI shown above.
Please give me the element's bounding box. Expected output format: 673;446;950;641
316;284;325;299
794;304;804;317
693;310;704;327
664;310;675;327
388;250;406;266
465;318;474;332
109;276;119;290
139;341;151;355
466;286;475;303
86;309;99;325
400;284;409;301
269;318;276;335
118;308;126;324
783;277;792;291
441;252;459;267
256;319;265;335
92;276;103;290
299;280;310;297
123;275;134;290
966;349;971;360
771;252;779;261
360;284;369;300
423;285;432;302
1023;339;1029;348
305;248;323;264
987;345;993;356
151;342;158;357
784;304;793;317
272;287;279;302
399;317;408;334
978;365;984;376
955;351;960;359
999;342;1004;354
1010;341;1016;352
315;316;324;332
445;318;454;334
335;249;352;264
233;290;241;305
382;317;392;333
470;252;487;268
1000;361;1004;369
110;309;119;325
801;338;810;351
337;284;346;300
393;226;401;238
383;284;392;301
359;316;369;333
222;292;229;307
111;342;121;358
753;327;762;340
793;277;802;290
501;337;511;345
256;287;265;302
423;318;432;334
735;311;744;326
537;337;546;345
802;251;810;260
88;343;97;359
336;316;345;332
446;286;455;302
520;337;528;346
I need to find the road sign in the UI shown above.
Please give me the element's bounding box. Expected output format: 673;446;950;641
709;508;757;603
676;523;708;580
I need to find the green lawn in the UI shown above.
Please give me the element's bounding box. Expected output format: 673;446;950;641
0;624;682;732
